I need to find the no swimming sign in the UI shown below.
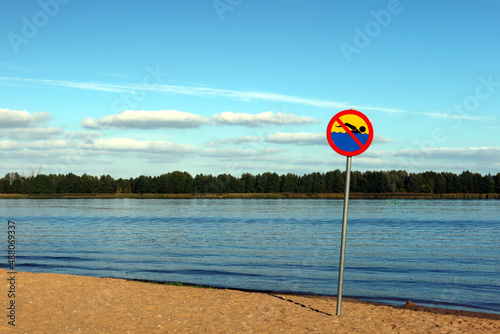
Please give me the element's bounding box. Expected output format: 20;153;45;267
326;109;373;157
326;109;373;316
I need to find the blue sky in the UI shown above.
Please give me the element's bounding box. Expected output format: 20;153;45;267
1;0;499;178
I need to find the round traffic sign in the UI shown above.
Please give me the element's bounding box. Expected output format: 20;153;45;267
326;109;373;157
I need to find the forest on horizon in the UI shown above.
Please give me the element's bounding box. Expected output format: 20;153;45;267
1;170;499;195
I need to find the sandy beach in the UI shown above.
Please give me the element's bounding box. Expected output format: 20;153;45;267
1;269;499;333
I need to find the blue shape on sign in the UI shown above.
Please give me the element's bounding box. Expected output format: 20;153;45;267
331;133;369;152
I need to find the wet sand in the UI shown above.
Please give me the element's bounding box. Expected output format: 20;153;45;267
1;269;499;333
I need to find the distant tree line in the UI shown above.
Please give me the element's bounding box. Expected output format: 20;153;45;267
1;170;499;195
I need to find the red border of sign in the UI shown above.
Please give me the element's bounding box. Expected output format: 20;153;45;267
326;109;373;157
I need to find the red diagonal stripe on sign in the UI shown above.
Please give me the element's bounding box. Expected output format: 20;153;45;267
336;118;363;148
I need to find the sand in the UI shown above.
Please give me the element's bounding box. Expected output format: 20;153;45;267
1;269;499;333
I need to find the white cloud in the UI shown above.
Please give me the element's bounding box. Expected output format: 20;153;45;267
0;108;51;128
265;132;324;145
81;110;210;129
211;111;317;127
0;140;18;150
82;110;317;130
0;139;69;150
83;138;198;153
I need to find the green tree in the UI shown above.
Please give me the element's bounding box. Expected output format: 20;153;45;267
387;170;408;192
134;175;148;194
495;173;500;193
204;174;219;193
99;174;117;193
240;173;256;193
0;174;12;193
309;172;326;193
267;172;281;193
482;174;495;194
298;173;313;193
216;174;233;193
471;173;483;193
116;178;131;193
81;174;99;193
281;173;299;193
405;173;424;193
55;174;69;193
26;174;54;194
421;171;436;193
443;172;460;193
350;170;366;193
433;173;447;194
65;173;83;193
193;174;208;193
228;174;243;193
366;171;391;193
325;170;343;193
458;171;474;193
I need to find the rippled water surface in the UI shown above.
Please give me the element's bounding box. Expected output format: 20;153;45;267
1;198;499;314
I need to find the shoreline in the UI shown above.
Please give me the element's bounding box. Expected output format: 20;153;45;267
1;269;499;333
0;192;499;199
121;277;499;316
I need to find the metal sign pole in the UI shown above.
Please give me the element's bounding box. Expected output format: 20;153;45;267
336;155;352;316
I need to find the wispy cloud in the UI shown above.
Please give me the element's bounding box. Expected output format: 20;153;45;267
1;77;495;122
0;76;431;116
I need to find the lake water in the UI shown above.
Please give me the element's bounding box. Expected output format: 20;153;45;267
1;198;499;314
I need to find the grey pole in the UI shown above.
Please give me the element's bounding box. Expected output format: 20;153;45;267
336;155;352;316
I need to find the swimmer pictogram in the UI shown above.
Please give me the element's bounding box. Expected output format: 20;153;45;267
335;123;366;134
